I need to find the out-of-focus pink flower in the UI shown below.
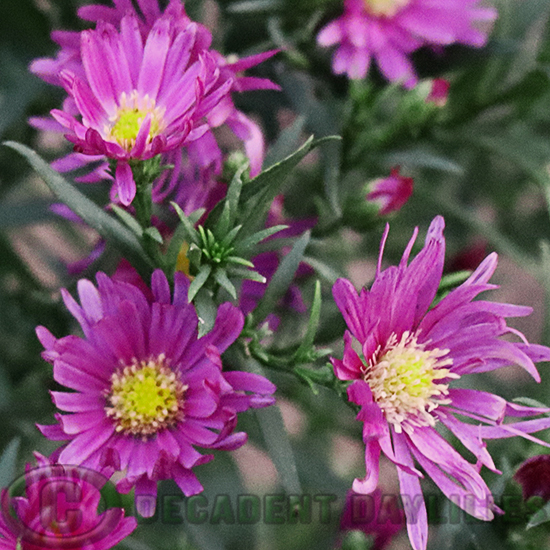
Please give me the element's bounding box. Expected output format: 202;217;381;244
317;0;497;86
514;455;550;503
426;78;450;107
366;167;413;216
339;489;404;550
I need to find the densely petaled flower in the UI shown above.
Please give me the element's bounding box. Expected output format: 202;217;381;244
0;453;136;550
29;0;279;200
317;0;497;86
366;167;413;216
36;270;276;517
331;216;550;550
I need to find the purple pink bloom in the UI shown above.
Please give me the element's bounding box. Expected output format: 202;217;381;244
30;0;279;206
36;270;276;517
331;216;550;550
0;453;136;550
366;167;413;216
317;0;497;86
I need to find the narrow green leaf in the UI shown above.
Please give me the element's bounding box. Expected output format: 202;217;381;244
227;266;267;283
164;222;188;274
4;141;151;270
188;264;212;302
221;225;242;247
527;500;550;529
295;280;322;358
0;437;20;488
110;204;143;236
193;287;218;338
237;225;289;251
253;231;310;322
213;268;237;300
144;226;163;244
302;256;343;285
384;149;463;174
246;357;301;494
171;202;200;246
263;115;306;168
226;256;255;268
215;164;245;238
0;199;54;228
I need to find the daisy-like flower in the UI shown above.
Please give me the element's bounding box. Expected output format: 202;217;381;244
0;453;136;550
50;11;234;205
36;270;276;517
317;0;497;86
331;216;550;550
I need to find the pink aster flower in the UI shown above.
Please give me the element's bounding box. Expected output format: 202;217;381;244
331;216;550;550
50;12;234;205
366;167;413;216
0;453;136;550
36;270;276;517
317;0;497;86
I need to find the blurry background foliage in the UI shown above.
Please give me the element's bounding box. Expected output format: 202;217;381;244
4;0;550;549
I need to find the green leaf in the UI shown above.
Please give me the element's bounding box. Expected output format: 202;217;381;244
0;437;20;488
263;115;306;168
527;499;550;529
221;225;242;248
193;287;218;338
164;222;188;275
226;256;255;268
295;280;322;359
171;202;200;246
246;357;302;494
253;231;310;322
215;164;245;238
4;142;151;270
227;266;266;283
110;204;143;236
239;137;338;240
237;225;289;251
0;199;54;228
144;226;163;244
384;149;463;174
188;264;212;302
213;268;237;300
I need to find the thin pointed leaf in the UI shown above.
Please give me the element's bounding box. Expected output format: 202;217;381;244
237;225;289;251
171;202;200;246
0;437;20;488
253;231;310;322
295;280;321;358
164;223;188;274
215;164;246;238
226;256;255;268
263;115;306;167
221;225;242;247
4;141;151;270
213;268;237;300
188;264;212;302
193;287;217;338
227;266;267;283
144;227;163;244
110;204;143;237
246;357;301;494
527;500;550;529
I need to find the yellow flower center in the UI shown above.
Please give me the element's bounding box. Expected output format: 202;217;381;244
364;332;457;433
105;354;187;438
363;0;411;17
106;91;165;151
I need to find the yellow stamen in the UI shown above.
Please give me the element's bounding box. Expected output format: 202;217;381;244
363;0;410;17
364;332;458;433
105;354;186;439
105;91;165;151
